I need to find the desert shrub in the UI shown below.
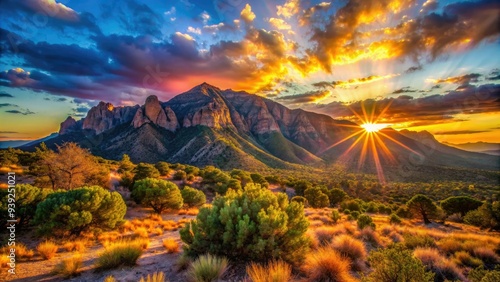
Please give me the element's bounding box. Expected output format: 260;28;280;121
180;184;310;265
365;245;434;282
200;166;239;194
163;239;180;253
406;194;438;224
155;162;171;176
331;235;367;265
15;243;34;260
0;184;52;226
181;186;206;208
302;248;356;282
343;209;351;215
403;234;436;249
331;209;341;223
133;163;160;182
291;196;308;206
327;188;348;206
132;178;183;213
357;214;375;230
304;187;330;208
481;271;500;282
395;205;412;218
472;247;500;264
292;180;312;196
139;271;166;282
188;254;228;282
34;186;126;235
414;247;465;281
37;241;58;260
454;251;483;267
173;170;187;180
464;202;500;230
350;210;360;220
389;213;402;224
63;240;87;252
359;227;384;247
95;241;143;270
250;173;269;188
341;199;363;212
51;254;82;278
441;196;483;217
246;260;292;282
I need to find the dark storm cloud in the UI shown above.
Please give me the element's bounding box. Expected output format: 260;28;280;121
5;109;35;115
0;91;14;98
391;87;418;94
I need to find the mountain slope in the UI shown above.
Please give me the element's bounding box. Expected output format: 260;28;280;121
20;83;499;173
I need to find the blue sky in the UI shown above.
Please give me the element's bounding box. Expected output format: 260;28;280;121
0;0;499;143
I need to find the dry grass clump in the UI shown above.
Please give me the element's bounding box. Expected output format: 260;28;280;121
0;254;9;269
342;222;357;235
134;227;149;238
387;231;404;243
437;237;463;254
51;254;82;278
314;226;345;246
161;220;178;231
104;275;116;282
139;271;166;282
121;220;135;232
246;260;292;282
63;240;87;252
302;247;357;282
95;240;143;270
163;239;180;253
135;237;151;250
358;227;384;247
98;231;122;246
403;234;436;249
453;251;483;267
331;235;367;267
414;247;465;281
15;243;34;261
148;214;163;221
306;230;320;250
472;247;500;264
153;227;164;236
37;241;58;260
188;254;228;282
186;208;199;216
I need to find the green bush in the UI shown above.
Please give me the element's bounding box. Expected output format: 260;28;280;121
464;202;499;230
291;196;308;206
250;173;269;189
155;161;171;176
364;245;434;282
180;183;310;265
131;178;183;213
341;199;363;212
331;210;341;223
304;187;330;208
389;213;402;225
34;186;126;235
357;214;375;229
327;188;347;206
133;163;160;182
441;196;483;217
350;210;360;220
173;170;187;180
0;184;52;226
395;205;412;218
200;166;240;195
181;186;206;208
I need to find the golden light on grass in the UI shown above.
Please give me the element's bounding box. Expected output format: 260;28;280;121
163;238;180;253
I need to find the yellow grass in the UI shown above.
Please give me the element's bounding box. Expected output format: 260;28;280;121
134;227;149;238
331;235;367;263
302;248;357;282
63;240;87;252
15;243;34;261
163;239;180;253
37;241;58;260
414;247;465;281
52;254;82;278
139;271;166;282
135;237;151;250
153;227;164;236
246;260;292;282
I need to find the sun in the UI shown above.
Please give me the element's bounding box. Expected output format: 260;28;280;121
361;123;390;133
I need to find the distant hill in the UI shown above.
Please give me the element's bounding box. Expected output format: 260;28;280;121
0;132;58;149
443;141;500;155
21;83;499;174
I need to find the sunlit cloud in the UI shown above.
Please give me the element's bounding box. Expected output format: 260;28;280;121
276;0;300;19
268;18;291;30
240;4;256;24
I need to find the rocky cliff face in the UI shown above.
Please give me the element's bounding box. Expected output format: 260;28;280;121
59;116;81;135
132;95;178;131
79;102;138;134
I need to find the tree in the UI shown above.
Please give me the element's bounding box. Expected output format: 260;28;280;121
181;186;206;208
133;163;160;182
230;169;252;186
155;161;171;176
34;186;126;235
464;202;500;230
407;194;438;224
118;154;135;174
441;196;483;217
327;188;348;206
250;173;269;188
173;170;187;180
180;183;310;265
304;187;330;208
131;178;183;213
0;147;19;166
31;143;107;190
293;180;312;196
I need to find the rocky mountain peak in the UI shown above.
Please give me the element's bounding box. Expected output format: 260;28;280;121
132;95;179;131
59;116;79;135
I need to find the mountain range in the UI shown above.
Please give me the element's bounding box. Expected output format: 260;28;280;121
21;83;499;176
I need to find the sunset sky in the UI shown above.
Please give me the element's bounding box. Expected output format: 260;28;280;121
0;0;499;144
